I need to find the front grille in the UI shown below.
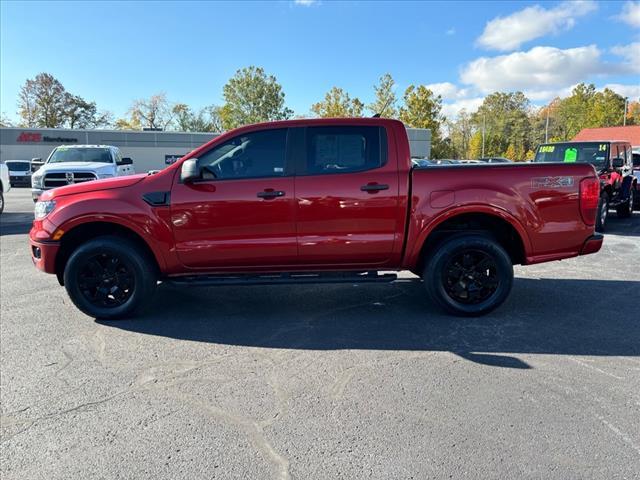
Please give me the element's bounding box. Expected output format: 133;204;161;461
43;172;97;189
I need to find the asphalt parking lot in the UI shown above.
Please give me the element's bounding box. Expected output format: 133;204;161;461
1;187;639;479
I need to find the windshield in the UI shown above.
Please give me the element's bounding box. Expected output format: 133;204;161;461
48;147;113;164
534;142;609;169
5;161;31;171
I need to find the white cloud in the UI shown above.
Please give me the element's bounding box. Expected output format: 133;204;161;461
611;42;640;73
293;0;318;5
425;82;471;100
615;1;640;27
477;0;597;51
602;83;640;99
461;45;605;93
446;28;456;35
441;97;485;119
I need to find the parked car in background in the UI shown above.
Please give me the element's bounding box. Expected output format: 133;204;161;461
30;118;603;319
457;159;482;164
478;157;512;163
411;158;460;167
633;149;640;209
5;160;32;187
31;145;135;201
0;162;11;214
534;141;636;231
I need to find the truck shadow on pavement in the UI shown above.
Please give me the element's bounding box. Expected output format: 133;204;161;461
98;277;640;369
0;212;33;236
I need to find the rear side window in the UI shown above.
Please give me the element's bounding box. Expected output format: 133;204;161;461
305;126;386;174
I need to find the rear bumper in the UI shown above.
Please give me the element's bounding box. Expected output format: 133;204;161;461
580;234;603;256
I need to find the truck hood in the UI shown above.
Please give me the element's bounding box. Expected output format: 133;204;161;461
42;173;147;200
38;162;114;173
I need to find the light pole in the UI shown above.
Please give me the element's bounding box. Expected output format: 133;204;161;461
623;97;628;126
545;105;550;143
481;114;485;158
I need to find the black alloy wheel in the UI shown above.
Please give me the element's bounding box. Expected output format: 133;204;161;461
77;253;136;308
442;250;499;305
64;236;157;319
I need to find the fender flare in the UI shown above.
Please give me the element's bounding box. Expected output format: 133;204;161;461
57;213;169;271
409;204;533;265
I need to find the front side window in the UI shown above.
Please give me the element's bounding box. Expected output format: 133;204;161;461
306;126;385;174
48;147;113;164
198;129;287;179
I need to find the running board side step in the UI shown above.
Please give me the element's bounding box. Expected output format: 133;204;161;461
166;271;398;287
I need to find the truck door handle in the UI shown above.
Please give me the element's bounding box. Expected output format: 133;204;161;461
360;183;389;192
257;190;285;199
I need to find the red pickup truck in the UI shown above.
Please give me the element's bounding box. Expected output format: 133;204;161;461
30;118;602;319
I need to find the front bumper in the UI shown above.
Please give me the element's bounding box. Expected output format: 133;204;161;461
30;239;60;274
31;188;44;201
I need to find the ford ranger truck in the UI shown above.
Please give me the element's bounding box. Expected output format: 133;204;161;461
29;118;603;319
31;145;135;201
534;141;636;232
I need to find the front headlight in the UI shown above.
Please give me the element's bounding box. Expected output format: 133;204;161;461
97;173;114;179
32;173;44;188
34;200;56;219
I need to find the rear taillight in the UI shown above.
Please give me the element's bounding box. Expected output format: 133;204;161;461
579;177;600;226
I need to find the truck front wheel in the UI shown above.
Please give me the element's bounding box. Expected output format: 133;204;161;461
596;194;608;232
63;236;157;319
423;234;513;316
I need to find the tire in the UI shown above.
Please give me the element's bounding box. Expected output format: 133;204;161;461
63;235;157;319
595;194;608;233
423;234;513;317
0;191;4;215
616;188;634;218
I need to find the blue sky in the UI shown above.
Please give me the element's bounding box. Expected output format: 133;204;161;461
1;0;638;122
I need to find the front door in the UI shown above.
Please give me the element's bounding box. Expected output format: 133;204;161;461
293;125;400;267
170;128;297;269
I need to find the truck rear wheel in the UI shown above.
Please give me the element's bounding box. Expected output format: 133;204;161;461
63;236;157;319
423;234;513;316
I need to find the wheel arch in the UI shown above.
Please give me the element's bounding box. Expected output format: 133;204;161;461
411;208;530;274
54;220;162;285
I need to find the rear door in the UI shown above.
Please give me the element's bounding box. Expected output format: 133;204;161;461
170;128;297;269
293;125;401;267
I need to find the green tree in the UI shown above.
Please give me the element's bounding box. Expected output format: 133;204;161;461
0;113;13;127
174;104;223;132
588;88;625;127
399;85;448;158
553;83;596;140
468;131;483;159
311;87;364;117
471;91;532;161
368;73;397;118
220;66;292;130
124;92;176;130
445;109;473;159
64;94;112;129
18;73;67;127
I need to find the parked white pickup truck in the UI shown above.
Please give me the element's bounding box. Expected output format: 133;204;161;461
31;145;135;201
0;162;11;214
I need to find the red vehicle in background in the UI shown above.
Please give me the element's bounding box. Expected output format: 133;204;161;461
534;141;636;231
30;118;602;319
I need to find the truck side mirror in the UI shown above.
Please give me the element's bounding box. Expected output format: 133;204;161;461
118;157;133;166
31;158;44;172
612;157;624;169
180;158;201;183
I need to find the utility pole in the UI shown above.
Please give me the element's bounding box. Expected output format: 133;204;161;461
481;114;485;158
545;105;550;143
623;97;628;126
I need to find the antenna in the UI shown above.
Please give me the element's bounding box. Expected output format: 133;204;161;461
372;95;394;118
